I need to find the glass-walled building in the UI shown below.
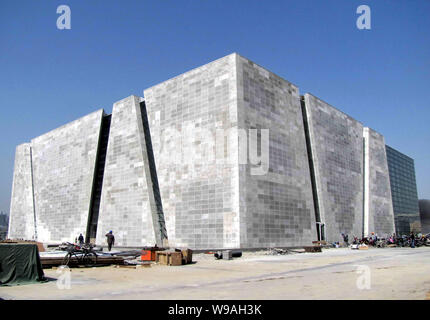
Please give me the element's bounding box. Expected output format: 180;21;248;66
386;145;421;235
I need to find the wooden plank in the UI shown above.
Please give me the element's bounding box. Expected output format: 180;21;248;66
40;255;124;267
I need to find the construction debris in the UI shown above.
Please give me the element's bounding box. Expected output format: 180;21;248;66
109;250;142;257
40;255;125;268
214;250;232;260
304;246;322;253
266;248;309;255
214;250;242;260
141;246;165;261
156;251;182;266
267;248;289;255
155;248;193;266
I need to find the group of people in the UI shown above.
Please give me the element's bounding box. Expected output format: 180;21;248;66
343;232;430;248
73;230;116;251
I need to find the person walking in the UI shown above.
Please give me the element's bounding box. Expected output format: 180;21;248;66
410;232;415;248
105;230;115;251
78;233;84;246
342;233;349;246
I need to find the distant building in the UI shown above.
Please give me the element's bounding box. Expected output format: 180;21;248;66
419;200;430;234
9;53;401;249
386;146;421;235
0;212;8;240
0;212;8;226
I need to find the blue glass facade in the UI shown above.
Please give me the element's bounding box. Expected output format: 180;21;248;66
386;145;421;235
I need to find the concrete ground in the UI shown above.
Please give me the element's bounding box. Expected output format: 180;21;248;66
1;246;430;300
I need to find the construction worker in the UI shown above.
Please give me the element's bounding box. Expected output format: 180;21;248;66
105;230;115;251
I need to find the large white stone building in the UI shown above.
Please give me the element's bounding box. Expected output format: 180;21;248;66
8;53;397;249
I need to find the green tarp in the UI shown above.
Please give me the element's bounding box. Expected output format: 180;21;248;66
0;243;46;286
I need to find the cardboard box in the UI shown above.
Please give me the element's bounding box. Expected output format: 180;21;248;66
156;251;169;265
156;251;183;266
181;249;193;264
169;252;182;266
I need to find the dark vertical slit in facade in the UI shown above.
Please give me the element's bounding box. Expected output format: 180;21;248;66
140;101;168;241
300;96;322;240
362;137;366;238
29;146;37;240
86;114;111;243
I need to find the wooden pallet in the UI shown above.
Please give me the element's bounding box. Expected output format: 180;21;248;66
156;251;183;266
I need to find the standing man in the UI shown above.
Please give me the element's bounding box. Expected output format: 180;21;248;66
343;233;349;246
78;233;84;246
105;230;115;251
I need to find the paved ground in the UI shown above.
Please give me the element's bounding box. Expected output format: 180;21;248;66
1;247;430;300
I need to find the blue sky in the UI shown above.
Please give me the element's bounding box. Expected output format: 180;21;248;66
0;0;429;213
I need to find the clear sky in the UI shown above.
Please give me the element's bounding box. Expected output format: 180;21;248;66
0;0;429;214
